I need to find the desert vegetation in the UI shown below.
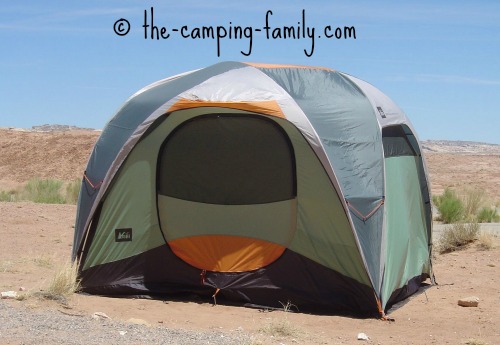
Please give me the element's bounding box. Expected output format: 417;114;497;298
260;301;300;339
0;178;81;205
438;222;480;253
434;187;498;253
433;187;499;224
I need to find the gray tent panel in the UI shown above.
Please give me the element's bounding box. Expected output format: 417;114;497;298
255;66;385;294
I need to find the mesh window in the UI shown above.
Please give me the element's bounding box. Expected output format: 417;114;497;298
382;125;417;157
158;114;296;205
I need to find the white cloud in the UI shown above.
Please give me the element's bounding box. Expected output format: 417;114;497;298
388;74;500;86
416;74;500;85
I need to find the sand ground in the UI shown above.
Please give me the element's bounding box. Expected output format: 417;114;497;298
1;128;499;344
1;202;499;344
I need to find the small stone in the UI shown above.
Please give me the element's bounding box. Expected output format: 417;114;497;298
19;287;26;291
458;296;479;307
118;331;127;336
357;332;369;341
92;311;110;319
1;291;18;299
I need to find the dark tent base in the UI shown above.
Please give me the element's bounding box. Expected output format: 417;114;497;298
384;273;431;313
80;245;381;316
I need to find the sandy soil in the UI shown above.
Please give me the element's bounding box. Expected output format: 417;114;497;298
1;128;499;344
1;201;499;344
425;153;500;202
0;129;99;190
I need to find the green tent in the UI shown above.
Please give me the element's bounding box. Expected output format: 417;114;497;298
73;62;433;316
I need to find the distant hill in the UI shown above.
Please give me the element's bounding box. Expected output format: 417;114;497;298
3;125;499;154
0;124;100;133
3;125;500;154
31;124;100;132
0;126;498;201
421;140;500;155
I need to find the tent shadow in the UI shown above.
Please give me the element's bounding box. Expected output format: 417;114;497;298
386;281;434;315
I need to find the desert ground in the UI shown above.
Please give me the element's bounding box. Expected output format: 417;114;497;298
0;127;499;344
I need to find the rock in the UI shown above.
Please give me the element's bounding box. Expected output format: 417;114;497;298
1;291;18;299
458;296;479;307
357;332;370;341
118;331;127;336
92;311;110;319
19;287;26;291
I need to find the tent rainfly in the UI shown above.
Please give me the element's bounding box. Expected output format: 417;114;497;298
73;62;434;317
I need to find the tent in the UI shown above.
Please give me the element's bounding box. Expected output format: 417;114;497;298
73;62;434;316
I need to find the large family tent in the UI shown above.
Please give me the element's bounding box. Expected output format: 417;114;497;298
73;62;433;316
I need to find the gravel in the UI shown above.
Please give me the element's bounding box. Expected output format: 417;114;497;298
0;301;253;345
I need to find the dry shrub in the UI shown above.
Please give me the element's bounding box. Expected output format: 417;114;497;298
261;301;300;338
0;260;17;273
15;291;33;301
32;254;54;268
438;222;479;254
45;260;81;299
477;232;495;250
262;318;297;338
461;187;485;221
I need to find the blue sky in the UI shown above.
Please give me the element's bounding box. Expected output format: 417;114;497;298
1;1;499;144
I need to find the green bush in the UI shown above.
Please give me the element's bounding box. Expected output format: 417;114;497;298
438;221;480;253
65;180;82;204
477;207;500;223
434;188;464;224
23;178;65;204
0;179;83;204
0;190;18;202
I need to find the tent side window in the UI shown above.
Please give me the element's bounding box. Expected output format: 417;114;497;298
382;125;419;158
